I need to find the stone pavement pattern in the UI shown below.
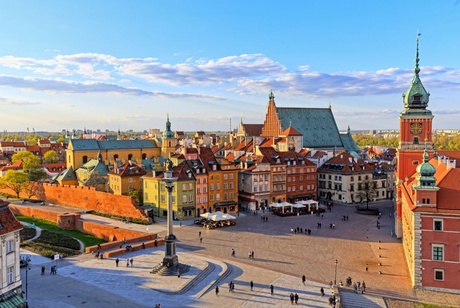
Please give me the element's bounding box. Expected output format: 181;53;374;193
19;200;460;307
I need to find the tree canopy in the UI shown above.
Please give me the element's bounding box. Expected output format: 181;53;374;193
0;170;29;198
43;150;59;163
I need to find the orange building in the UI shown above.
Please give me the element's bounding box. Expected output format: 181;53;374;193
108;161;146;195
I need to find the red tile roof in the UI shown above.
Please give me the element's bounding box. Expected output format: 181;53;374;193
0;203;23;235
242;124;263;136
281;126;303;136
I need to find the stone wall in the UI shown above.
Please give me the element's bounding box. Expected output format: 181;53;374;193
1;183;149;222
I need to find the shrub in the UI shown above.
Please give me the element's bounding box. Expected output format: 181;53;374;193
36;230;81;250
20;227;37;241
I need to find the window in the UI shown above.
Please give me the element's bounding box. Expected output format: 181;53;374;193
197;197;201;204
230;183;234;189
216;184;220;190
433;219;443;231
128;177;133;183
210;184;214;190
434;269;444;281
216;193;220;200
203;187;207;193
182;184;187;190
224;174;228;180
7;239;14;253
189;195;193;202
230;174;234;179
224;193;228;200
224;183;228;190
210;194;214;201
161;195;165;203
8;266;14;284
189;183;193;190
230;192;234;199
197;188;201;194
203;196;207;202
432;245;444;261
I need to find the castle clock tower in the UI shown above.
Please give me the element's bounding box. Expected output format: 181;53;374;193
395;35;434;237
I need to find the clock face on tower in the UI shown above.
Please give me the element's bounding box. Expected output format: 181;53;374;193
410;122;422;135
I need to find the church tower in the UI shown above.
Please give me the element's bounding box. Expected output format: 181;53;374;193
395;35;434;237
161;114;177;158
261;90;283;138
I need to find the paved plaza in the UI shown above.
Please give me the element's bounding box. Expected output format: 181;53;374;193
19;200;460;307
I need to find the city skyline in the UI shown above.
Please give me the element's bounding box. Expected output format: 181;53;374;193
1;1;460;132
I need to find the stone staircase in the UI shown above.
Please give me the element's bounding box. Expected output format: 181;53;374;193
340;290;386;308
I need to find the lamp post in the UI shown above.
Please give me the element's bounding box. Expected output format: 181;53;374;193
334;259;338;286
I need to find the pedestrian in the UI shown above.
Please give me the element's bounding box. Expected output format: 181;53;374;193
251;251;254;259
228;281;233;292
365;264;368;272
302;275;306;284
249;251;252;259
41;266;45;275
250;280;253;291
200;237;203;243
116;258;119;267
154;239;158;247
294;293;299;304
142;242;145;249
130;258;134;267
362;281;366;292
199;231;201;237
290;292;294;304
177;269;181;278
97;243;101;250
231;248;235;257
127;259;129;267
215;285;219;295
270;284;274;295
50;266;53;275
320;287;324;296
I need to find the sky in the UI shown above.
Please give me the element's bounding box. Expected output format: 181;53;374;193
1;1;460;133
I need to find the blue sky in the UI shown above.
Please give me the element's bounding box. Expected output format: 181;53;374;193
1;1;460;133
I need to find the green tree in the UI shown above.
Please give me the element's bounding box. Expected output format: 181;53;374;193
128;189;143;204
43;150;59;163
0;170;29;198
355;179;378;210
11;151;47;181
56;135;66;143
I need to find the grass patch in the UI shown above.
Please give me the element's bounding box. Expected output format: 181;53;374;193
414;304;457;308
88;210;150;225
16;215;106;247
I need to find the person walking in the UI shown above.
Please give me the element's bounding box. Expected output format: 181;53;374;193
199;231;201;237
290;293;294;304
270;284;274;295
294;293;299;304
200;237;203;243
320;287;324;296
302;275;306;284
126;259;130;267
231;248;235;257
115;258;119;267
250;280;253;291
215;285;219;295
130;258;134;267
251;251;254;259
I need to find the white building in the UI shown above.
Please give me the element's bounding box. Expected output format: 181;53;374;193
0;201;25;306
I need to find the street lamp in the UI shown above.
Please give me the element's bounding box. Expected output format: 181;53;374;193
334;259;338;286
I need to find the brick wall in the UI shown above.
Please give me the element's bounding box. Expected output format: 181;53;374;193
1;183;149;222
10;204;159;250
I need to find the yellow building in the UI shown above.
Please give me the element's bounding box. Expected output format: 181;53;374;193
66;139;160;170
143;162;196;219
108;161;146;195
